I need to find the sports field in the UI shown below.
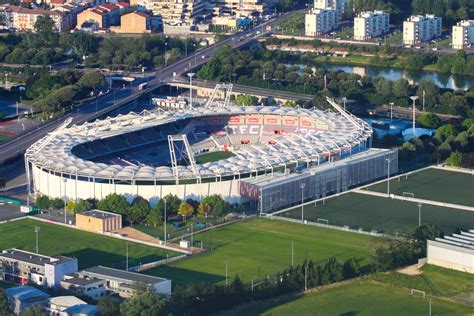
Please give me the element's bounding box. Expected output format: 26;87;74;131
219;280;472;316
146;218;379;285
194;151;235;164
280;193;474;235
366;168;473;206
0;219;178;269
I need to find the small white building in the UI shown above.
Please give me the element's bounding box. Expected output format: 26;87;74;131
427;231;474;274
353;11;389;41
452;20;474;50
403;14;442;45
61;275;107;300
305;7;338;37
47;296;98;316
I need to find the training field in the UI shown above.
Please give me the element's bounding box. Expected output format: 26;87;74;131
219;280;472;316
0;219;178;269
194;151;235;164
366;168;473;206
279;193;474;235
146;218;378;285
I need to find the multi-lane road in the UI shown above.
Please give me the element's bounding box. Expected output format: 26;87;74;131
0;12;295;164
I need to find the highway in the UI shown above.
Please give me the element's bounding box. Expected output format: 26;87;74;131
0;12;294;164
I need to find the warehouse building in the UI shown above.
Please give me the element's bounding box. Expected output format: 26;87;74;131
76;210;122;233
427;231;474;274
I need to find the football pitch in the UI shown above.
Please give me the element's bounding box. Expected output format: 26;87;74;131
219;280;472;316
279;193;474;235
0;219;178;269
146;218;379;285
366;168;473;206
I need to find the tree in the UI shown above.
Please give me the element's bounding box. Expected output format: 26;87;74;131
35;195;50;210
416;79;439;108
128;196;151;225
20;305;48;316
64;33;98;60
120;290;168;316
97;296;119;316
0;288;11;316
65;199;75;213
76;71;106;91
97;194;129;215
74;199;92;213
202;194;229;217
34;16;58;48
146;208;162;227
446;151;463;167
50;198;64;210
156;194;181;217
178;202;194;221
418;113;441;129
412;224;444;255
197;203;211;218
392;78;409;98
235;94;258;106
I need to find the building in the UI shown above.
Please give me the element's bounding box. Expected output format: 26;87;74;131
76;2;128;29
76;210;122;233
353;11;389;41
305;8;338;36
211;15;249;30
313;0;348;20
60;274;107;299
130;0;205;26
6;286;50;314
115;11;151;33
452;20;474;50
211;0;264;17
427;231;474;274
47;296;98;316
0;5;73;32
77;266;171;298
403;14;442;45
0;249;78;288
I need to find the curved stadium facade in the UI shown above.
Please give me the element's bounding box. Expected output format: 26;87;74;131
25;105;379;205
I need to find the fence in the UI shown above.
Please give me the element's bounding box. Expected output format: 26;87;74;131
129;254;188;272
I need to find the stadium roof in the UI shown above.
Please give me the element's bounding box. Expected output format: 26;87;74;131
26;106;372;182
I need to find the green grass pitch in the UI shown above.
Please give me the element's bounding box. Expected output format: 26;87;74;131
194;151;235;164
280;193;474;236
366;168;473;207
146;218;378;285
219;280;472;316
0;219;178;269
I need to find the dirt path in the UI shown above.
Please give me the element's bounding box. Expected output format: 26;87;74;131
397;264;423;276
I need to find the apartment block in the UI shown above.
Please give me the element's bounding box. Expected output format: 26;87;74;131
403;14;442;45
353;11;389;40
313;0;348;20
452;20;474;50
0;4;73;32
0;249;78;288
305;7;337;37
211;0;264;17
130;0;206;25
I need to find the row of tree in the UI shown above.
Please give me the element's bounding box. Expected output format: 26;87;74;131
35;193;233;227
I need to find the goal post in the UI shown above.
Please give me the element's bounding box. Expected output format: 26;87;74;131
410;289;426;299
317;218;329;225
403;192;415;198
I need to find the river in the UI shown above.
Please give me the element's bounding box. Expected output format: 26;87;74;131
295;63;474;91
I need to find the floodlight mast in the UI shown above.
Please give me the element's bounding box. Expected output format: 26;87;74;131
410;96;419;134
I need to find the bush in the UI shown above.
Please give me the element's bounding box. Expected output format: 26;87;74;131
35;195;50;210
49;198;65;210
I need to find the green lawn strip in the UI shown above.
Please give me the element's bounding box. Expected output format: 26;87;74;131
146;218;378;285
0;219;178;269
217;279;471;316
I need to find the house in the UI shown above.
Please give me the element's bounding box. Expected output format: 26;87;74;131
60;274;107;299
0;249;78;288
114;11;151;33
76;2;128;29
6;286;50;314
77;266;171;298
47;296;98;316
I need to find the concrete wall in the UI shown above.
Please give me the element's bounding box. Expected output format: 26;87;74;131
427;240;474;274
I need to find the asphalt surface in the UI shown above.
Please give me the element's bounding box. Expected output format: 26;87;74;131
0;13;293;164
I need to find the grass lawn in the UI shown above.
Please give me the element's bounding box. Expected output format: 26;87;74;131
146;218;378;285
280;192;474;236
366;168;474;206
219;280;472;316
385;32;402;45
373;265;474;298
194;151;235;164
0;219;178;269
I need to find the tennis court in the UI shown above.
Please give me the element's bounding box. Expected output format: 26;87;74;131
279;193;474;236
365;168;473;207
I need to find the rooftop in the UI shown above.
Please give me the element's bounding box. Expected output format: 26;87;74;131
0;249;75;266
81;209;121;219
81;266;168;285
62;276;104;286
49;296;87;308
6;286;49;301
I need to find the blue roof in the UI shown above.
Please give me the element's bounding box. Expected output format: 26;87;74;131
64;304;98;314
6;286;49;302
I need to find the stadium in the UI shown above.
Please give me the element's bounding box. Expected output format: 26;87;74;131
25;99;386;208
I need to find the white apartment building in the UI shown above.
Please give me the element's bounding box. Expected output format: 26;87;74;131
313;0;348;20
305;7;337;36
403;14;442;45
130;0;206;25
353;10;389;40
452;20;474;49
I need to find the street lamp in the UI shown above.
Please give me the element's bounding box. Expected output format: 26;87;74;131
389;102;394;122
422;90;425;112
34;226;40;253
418;203;422;226
193;43;197;66
385;158;391;195
164;42;168;67
62;178;67;224
300;182;305;222
187;72;195;108
410;96;418;134
164;198;167;245
342;97;347;111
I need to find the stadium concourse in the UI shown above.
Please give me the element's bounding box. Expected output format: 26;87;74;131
23;100;393;211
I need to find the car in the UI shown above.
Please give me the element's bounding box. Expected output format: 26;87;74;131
201;55;206;59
